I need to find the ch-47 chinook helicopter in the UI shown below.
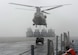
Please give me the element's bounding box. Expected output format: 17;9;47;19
9;3;71;27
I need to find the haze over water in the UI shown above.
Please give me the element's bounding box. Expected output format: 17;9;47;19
0;0;78;38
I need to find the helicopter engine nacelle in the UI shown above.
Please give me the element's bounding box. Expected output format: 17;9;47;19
44;15;47;18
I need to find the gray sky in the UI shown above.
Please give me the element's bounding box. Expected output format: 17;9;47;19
0;0;78;37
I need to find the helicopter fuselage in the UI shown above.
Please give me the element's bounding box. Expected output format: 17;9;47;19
33;7;47;27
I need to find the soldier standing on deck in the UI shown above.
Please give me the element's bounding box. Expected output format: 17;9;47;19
65;46;76;55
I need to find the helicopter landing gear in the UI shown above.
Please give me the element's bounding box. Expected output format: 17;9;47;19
33;24;35;25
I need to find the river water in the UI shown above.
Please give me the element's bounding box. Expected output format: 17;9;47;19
0;37;77;55
0;37;55;55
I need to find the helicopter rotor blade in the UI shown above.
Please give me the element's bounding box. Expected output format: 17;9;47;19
39;5;59;8
42;4;71;11
9;3;36;7
41;11;50;14
16;8;35;11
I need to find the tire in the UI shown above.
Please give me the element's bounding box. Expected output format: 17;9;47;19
36;40;38;45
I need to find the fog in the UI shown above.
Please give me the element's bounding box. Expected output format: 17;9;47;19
0;0;78;37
